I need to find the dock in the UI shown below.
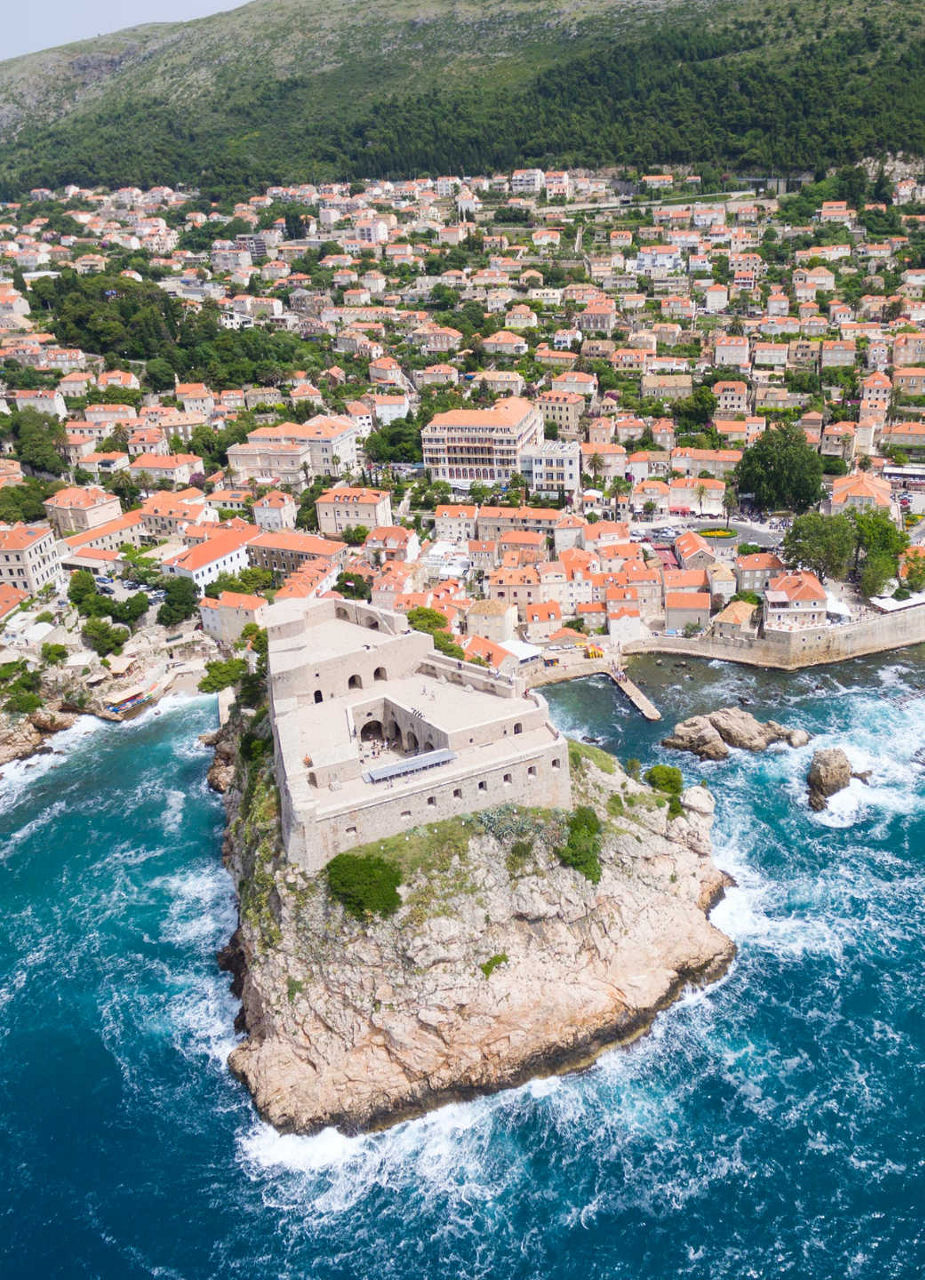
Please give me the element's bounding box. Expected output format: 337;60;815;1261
527;654;661;722
610;663;662;722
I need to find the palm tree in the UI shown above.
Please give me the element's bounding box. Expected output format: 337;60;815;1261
695;480;708;516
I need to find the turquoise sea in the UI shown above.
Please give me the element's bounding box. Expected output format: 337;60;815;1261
1;655;923;1279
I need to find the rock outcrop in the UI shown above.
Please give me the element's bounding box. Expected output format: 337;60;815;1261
807;747;853;810
662;706;810;760
219;741;734;1136
0;707;78;768
200;727;237;793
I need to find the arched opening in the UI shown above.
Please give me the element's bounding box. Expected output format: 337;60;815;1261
347;673;363;690
373;666;387;681
513;722;523;735
423;739;435;752
405;730;419;754
335;606;349;620
360;720;383;742
314;690;323;704
366;618;380;630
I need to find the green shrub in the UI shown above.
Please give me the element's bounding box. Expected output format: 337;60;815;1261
644;765;684;795
41;642;67;666
4;690;42;715
607;793;624;817
506;837;534;876
198;658;248;693
625;757;641;779
325;853;403;919
35;611;55;624
480;953;509;978
667;795;683;820
554;805;603;884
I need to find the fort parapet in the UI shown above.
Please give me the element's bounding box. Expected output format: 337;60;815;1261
265;597;572;871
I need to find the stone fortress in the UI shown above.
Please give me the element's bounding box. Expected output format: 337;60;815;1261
264;598;572;870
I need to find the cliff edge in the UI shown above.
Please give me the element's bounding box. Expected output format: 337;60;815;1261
219;726;734;1136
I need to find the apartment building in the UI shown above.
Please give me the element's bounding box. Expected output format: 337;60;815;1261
0;522;62;595
422;397;543;489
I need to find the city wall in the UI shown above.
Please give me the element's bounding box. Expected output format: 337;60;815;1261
622;604;925;670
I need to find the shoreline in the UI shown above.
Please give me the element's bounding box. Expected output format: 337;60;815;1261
215;715;736;1138
0;661;210;771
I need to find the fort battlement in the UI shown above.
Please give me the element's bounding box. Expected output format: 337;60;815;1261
265;598;572;870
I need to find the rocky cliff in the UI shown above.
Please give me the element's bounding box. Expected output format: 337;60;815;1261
218;729;734;1136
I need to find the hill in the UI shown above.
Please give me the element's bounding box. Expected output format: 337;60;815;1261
0;0;922;198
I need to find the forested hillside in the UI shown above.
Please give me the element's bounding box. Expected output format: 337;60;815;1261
0;0;921;197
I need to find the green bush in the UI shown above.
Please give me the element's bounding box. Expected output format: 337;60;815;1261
198;658;248;693
40;642;67;666
555;805;603;884
644;765;684;795
325;853;403;919
480;953;509;978
4;690;42;715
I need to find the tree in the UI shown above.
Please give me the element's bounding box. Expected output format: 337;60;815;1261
82;616;128;656
782;513;855;582
335;571;372;600
860;552;894;599
734;422;824;513
850;508;908;568
198;658;249;692
156;577;199;625
406;606;465;659
68;568;98;608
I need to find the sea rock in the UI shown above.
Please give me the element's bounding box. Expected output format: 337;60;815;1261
207;735;237;793
807;747;853;811
221;752;735;1137
29;709;77;735
663;706;811;760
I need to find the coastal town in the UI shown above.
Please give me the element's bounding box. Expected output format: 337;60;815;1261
2;163;925;748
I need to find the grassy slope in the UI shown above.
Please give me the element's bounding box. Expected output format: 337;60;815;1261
0;0;920;195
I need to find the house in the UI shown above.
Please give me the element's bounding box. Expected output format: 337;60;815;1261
434;504;479;544
826;473;892;514
674;531;716;571
162;527;258;589
199;591;268;645
537;391;583;436
42;486;122;536
763;571;826;631
665;592;711;632
129;453;202;490
253;490;298;531
315;487;392;536
711;599;758;639
364;526;421;564
246;531;348;576
0;522;62;595
735;552;784;594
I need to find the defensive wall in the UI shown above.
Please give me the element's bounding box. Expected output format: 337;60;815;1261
622;603;925;670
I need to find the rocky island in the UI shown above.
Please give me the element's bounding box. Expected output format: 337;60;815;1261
214;598;734;1136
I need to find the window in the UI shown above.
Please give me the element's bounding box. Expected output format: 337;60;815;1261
552;757;561;769
401;809;411;819
427;797;436;807
345;825;357;836
314;690;323;704
503;773;512;786
453;788;462;799
513;722;523;735
527;766;537;777
478;781;487;792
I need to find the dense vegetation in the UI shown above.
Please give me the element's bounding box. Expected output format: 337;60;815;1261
325;852;403;919
0;8;921;198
